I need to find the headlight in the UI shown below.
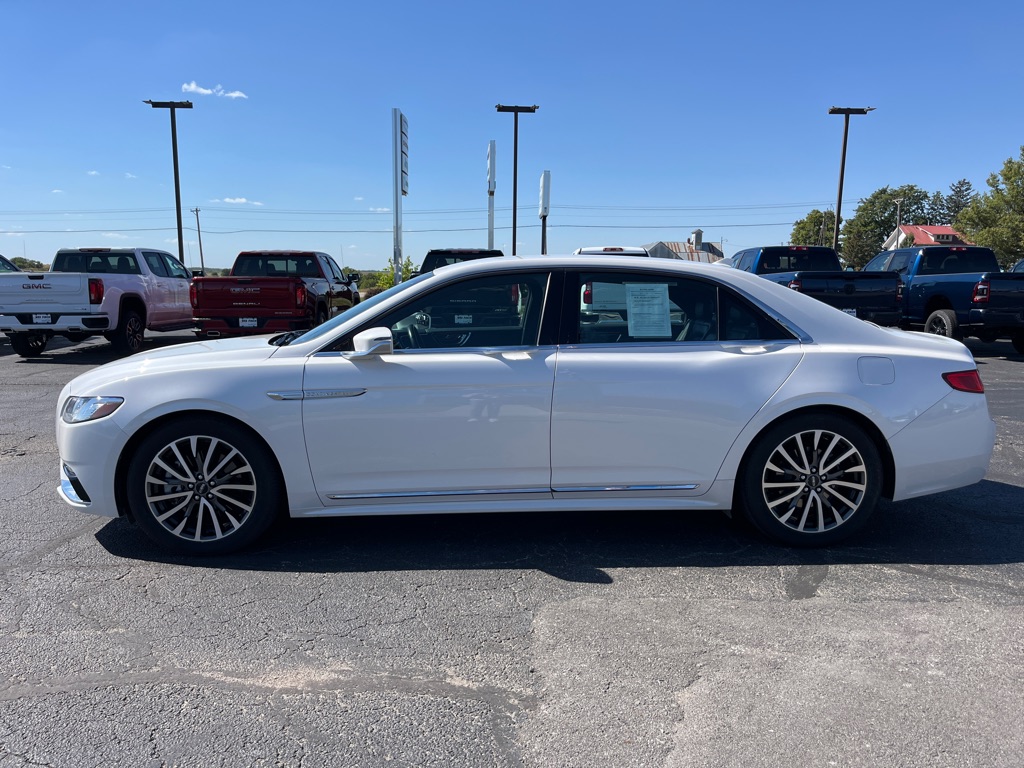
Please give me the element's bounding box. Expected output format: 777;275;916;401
61;396;124;424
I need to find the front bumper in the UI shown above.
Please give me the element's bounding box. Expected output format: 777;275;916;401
55;407;129;519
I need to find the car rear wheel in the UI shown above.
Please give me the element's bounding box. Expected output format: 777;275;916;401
924;308;961;340
126;417;284;554
739;414;882;547
9;332;51;357
1013;332;1024;356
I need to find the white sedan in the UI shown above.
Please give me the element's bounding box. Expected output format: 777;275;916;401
56;255;996;554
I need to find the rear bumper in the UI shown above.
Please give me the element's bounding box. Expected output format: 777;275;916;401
887;390;995;501
967;307;1024;333
0;313;109;334
194;316;313;337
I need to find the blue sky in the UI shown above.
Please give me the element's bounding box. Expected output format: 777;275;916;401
1;0;1021;271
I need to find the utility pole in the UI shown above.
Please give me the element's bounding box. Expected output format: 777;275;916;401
495;104;538;255
192;207;206;273
828;106;875;252
144;100;193;264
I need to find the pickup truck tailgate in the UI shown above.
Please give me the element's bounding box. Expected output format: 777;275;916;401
0;272;93;313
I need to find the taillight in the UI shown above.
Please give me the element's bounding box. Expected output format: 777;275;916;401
972;280;990;304
511;284;519;304
189;282;198;308
942;370;985;393
296;284;307;308
88;278;104;305
583;282;593;305
787;279;802;291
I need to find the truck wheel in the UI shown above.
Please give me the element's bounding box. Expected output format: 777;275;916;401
9;332;51;357
924;309;961;340
738;413;882;547
1013;332;1024;356
111;309;145;354
315;307;328;326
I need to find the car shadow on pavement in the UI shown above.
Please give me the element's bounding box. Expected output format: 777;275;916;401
0;332;198;365
94;479;1024;582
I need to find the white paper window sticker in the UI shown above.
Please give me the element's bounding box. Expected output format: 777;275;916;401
625;283;672;337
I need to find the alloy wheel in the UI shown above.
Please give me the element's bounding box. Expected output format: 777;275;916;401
143;434;258;542
760;428;868;534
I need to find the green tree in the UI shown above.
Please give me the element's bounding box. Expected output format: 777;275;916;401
954;148;1024;268
375;256;416;290
840;185;930;268
926;191;947;225
12;257;49;271
945;178;976;222
790;209;836;247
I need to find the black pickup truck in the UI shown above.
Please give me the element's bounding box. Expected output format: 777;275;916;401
730;245;902;325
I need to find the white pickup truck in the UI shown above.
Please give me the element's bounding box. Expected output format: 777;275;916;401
0;247;194;357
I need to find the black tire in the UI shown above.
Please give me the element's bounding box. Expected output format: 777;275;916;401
9;332;50;357
924;308;962;340
111;309;145;354
738;414;882;547
126;417;284;555
315;306;328;326
1013;332;1024;356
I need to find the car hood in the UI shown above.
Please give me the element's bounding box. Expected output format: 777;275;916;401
65;337;280;396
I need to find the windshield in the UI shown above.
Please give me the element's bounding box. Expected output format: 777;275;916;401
272;272;433;346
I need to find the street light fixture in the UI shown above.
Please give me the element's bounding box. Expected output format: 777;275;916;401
144;99;193;264
828;106;874;252
496;104;538;255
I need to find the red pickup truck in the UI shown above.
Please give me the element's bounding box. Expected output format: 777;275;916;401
190;250;360;337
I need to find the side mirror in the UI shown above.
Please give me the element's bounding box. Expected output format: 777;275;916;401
347;272;360;283
350;327;393;357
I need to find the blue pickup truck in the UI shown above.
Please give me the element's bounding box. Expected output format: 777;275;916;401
864;245;1024;353
729;245;902;325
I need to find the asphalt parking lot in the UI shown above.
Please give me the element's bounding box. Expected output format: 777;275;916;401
1;331;1023;768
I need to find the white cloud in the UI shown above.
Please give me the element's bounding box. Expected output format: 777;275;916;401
2;230;25;237
182;81;248;99
87;170;100;176
125;172;137;179
52;189;64;194
348;244;357;249
102;232;129;240
215;197;264;206
369;207;390;213
2;165;11;170
354;196;364;201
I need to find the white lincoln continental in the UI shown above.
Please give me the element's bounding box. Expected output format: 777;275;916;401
56;255;996;554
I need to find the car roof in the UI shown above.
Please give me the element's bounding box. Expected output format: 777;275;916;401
572;246;650;256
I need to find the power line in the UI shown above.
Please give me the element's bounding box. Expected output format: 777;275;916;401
7;221;798;235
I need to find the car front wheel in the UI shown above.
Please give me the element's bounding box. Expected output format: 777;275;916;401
739;414;882;547
126;417;283;554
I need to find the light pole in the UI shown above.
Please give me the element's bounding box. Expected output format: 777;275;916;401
496;104;538;255
828;106;874;252
144;99;193;264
